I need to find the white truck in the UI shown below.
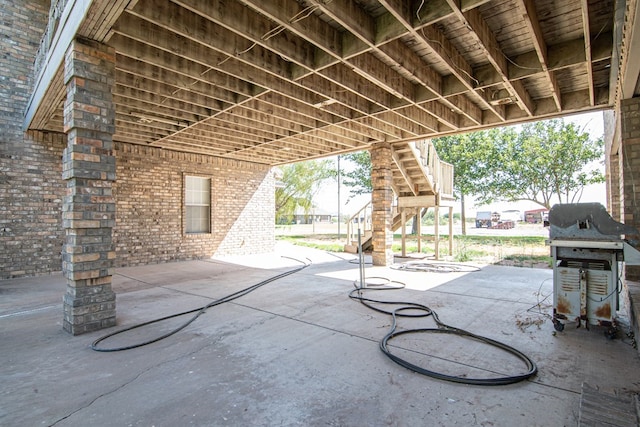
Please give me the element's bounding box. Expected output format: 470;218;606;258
475;211;494;228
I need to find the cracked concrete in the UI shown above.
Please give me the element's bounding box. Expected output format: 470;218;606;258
1;242;639;426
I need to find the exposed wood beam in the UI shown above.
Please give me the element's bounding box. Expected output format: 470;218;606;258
242;0;473;131
117;8;291;81
172;0;316;71
413;0;493;26
24;0;616;167
116;71;226;112
393;106;439;133
114;93;203;123
471;33;612;87
116;57;244;106
112;32;383;146
110;37;258;98
115;21;403;152
580;0;595;106
380;1;506;121
518;0;561;111
318;63;404;111
311;0;467;131
374;111;431;136
452;4;535;116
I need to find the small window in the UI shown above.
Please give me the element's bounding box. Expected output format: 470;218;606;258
185;175;211;233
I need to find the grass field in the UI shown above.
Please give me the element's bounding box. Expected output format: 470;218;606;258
276;222;551;268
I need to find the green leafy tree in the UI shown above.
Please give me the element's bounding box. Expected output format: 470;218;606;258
433;129;501;234
435;119;604;216
340;151;371;202
275;160;335;224
494;119;604;209
338;119;602;233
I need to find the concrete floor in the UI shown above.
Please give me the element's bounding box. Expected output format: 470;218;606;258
1;242;639;426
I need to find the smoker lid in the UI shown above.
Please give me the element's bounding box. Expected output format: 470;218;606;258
548;203;640;241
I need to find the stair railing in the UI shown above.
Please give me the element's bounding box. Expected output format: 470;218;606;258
412;139;454;199
345;201;372;245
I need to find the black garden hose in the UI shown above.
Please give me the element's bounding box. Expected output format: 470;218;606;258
91;257;310;352
350;279;537;385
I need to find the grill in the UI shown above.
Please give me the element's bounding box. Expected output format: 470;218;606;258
547;203;640;335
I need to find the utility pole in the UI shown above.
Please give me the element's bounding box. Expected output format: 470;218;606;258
337;155;341;237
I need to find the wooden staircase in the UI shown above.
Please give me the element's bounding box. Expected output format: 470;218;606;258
345;139;454;254
391;139;454;201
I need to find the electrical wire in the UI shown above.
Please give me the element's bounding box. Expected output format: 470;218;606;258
525;277;553;317
349;279;538;385
91;257;311;352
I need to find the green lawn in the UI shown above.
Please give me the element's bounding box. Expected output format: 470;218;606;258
277;233;551;267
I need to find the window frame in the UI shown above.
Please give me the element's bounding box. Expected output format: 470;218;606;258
183;174;212;234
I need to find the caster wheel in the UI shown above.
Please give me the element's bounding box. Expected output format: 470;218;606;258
553;320;564;332
604;328;617;340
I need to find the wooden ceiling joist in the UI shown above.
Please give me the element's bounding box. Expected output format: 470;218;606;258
25;0;617;165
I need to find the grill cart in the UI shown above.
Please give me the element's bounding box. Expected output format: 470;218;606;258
547;203;640;337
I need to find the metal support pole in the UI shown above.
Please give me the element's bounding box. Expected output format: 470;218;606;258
401;209;406;257
417;209;422;254
449;206;454;256
434;206;440;260
358;228;366;288
337;155;341;238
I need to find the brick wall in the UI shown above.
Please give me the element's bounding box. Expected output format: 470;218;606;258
1;136;276;279
0;1;64;279
114;143;275;267
0;1;275;280
621;97;640;281
0;131;67;279
1;134;276;279
603;109;621;220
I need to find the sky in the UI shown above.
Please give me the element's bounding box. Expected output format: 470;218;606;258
312;111;607;218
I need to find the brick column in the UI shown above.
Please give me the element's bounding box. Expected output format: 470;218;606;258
609;152;623;222
370;142;394;266
621;97;640;281
62;38;116;335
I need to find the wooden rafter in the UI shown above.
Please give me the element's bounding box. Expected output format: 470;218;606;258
518;0;561;111
24;0;616;165
580;0;595;106
445;1;535;116
381;0;507;122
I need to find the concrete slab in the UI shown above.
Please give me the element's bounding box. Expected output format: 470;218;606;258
1;243;639;426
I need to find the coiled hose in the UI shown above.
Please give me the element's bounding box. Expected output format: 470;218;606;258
349;278;537;385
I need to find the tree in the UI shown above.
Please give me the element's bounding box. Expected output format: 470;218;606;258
495;120;604;209
275;160;335;224
433;129;502;234
435;119;604;212
340;151;372;201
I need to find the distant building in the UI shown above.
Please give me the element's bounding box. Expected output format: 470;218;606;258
293;208;333;224
525;209;549;224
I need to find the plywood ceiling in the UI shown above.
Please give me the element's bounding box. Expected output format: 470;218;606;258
31;0;615;165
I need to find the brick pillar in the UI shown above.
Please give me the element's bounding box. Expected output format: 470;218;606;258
370;142;394;266
609;152;622;222
621;97;640;281
62;38;116;335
